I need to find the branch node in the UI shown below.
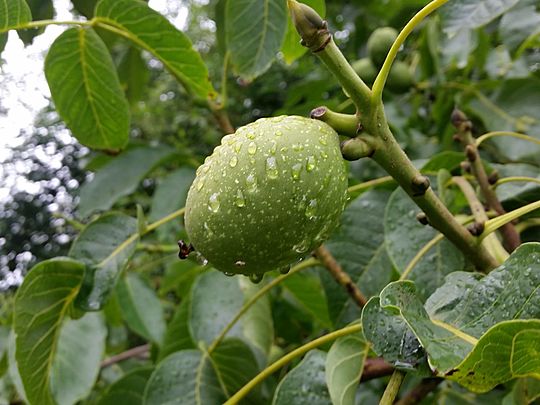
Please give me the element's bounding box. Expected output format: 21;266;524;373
465;144;477;162
416;212;429;225
460;161;472;174
411;175;430;196
467;222;485;236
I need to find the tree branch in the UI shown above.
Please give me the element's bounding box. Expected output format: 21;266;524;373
314;245;367;307
101;344;150;368
395;378;442;405
361;357;394;381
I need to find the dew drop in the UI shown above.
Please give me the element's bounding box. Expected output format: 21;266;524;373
293;239;310;253
319;136;328;146
292;143;304;152
196;177;205;191
249;273;264;284
270;140;277;154
306;156;316;172
235;189;246;207
248;141;257;155
195;252;208;266
247;132;256;140
203;221;214;236
266;157;278;179
222;134;234;145
320;151;328;159
279;265;291;274
235;260;246;267
291;163;302;180
229;156;238;167
305;199;317;219
275;130;283;137
246;173;258;192
234;142;243;153
224;272;235;277
208;193;220;213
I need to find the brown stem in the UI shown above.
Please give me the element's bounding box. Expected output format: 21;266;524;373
101;344;150;368
395;378;442;405
452;109;520;251
314;245;367;307
361;357;394;381
212;107;235;134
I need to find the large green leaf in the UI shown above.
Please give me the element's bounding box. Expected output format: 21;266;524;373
149;167;195;241
272;350;331;405
95;0;215;99
189;271;273;357
97;367;153;405
144;350;226;405
50;313;106;405
14;258;85;405
210;338;262;403
499;2;540;52
0;0;31;33
325;326;369;405
159;293;195;361
117;45;149;105
280;0;325;64
116;273;166;345
320;189;395;325
7;331;26;403
69;212;138;311
78;146;173;218
363;243;540;391
44;27;130;150
384;187;465;300
226;0;288;80
441;0;520;35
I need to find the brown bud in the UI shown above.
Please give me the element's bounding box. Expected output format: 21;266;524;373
467;222;485;236
452;133;462;143
488;170;499;185
451;108;468;128
177;240;195;259
411;175;430;196
465;145;477;162
460;161;471;174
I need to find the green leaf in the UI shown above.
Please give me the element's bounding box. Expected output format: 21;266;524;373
499;3;540;52
364;243;540;390
420;151;465;174
282;268;332;328
78;146;173;218
14;258;85;405
44;27;130;150
7;331;26;403
447;320;540;393
159;293;196;361
441;0;520;35
17;0;53;45
116;273;166;345
144;349;226;405
189;271;273;356
50;313;106;405
272;350;331;405
95;0;215;99
97;367;153;405
226;0;288;80
149;167;195;241
117;46;149;105
325;326;369;405
0;32;7;53
321;189;395;325
210;338;262;403
280;0;325;64
69;212;138;311
0;0;32;33
385;188;465;300
503;377;540;405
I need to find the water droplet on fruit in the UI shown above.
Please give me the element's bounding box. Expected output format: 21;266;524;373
247;132;256;140
208;193;220;212
248;141;257;155
246;173;258;192
266;157;278;179
235;189;246;207
249;273;263;284
270;140;277;154
291;163;302;180
229;156;238;167
222;134;234;144
306;156;316;171
203;221;213;236
196;177;205;191
293;239;310;253
195;252;208;265
275;130;283;137
292;143;304;152
279;265;291;274
319;136;327;145
224;272;235;277
305;199;318;219
320;151;328;159
234;142;243;153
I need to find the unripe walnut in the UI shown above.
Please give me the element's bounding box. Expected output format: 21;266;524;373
185;116;348;276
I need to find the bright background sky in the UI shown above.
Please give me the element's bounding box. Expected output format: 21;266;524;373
0;0;189;161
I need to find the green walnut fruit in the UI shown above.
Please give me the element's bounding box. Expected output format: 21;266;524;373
367;27;398;68
185;116;348;276
387;61;414;93
352;58;377;85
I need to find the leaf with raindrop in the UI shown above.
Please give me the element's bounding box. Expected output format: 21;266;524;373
361;243;540;392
